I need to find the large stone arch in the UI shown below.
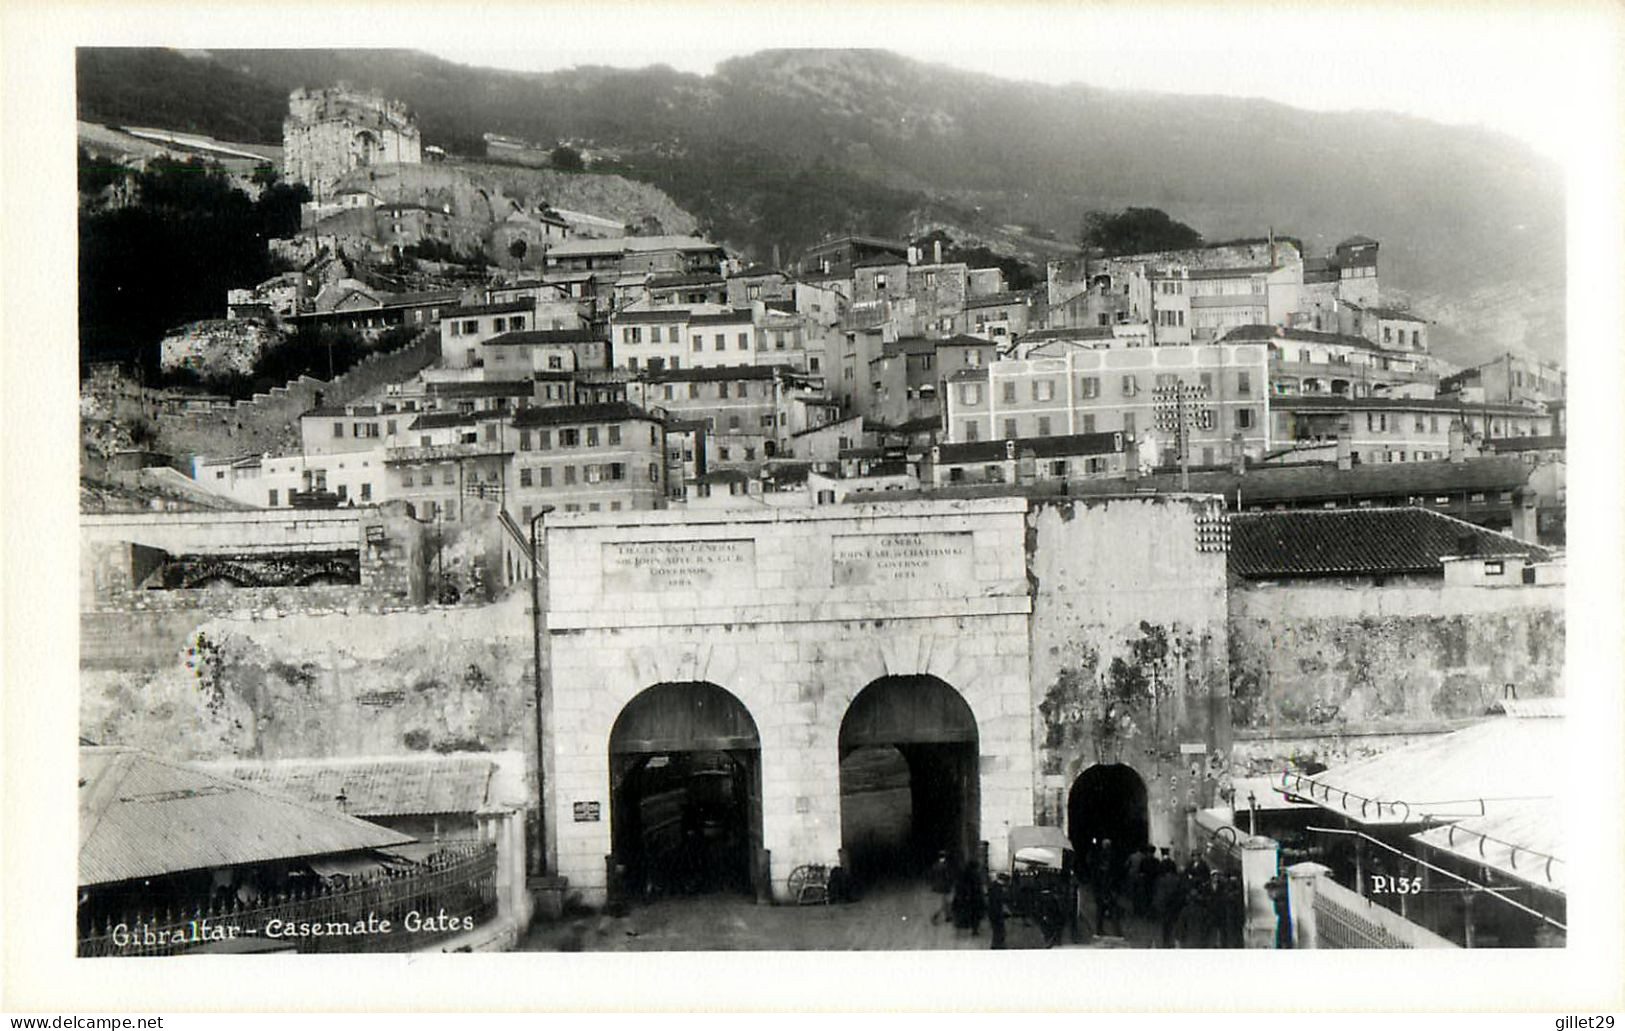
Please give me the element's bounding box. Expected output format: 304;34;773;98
837;674;982;881
605;682;764;901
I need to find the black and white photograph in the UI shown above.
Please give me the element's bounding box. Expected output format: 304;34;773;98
3;0;1623;1016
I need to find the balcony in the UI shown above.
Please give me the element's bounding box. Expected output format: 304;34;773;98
385;443;513;464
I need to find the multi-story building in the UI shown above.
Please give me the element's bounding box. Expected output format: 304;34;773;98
299;400;425;456
1340;303;1429;353
958;291;1035;343
1221;324;1440;398
508;402;666;518
865;335;994;428
544;236;726;277
943;342;1272;466
925;431;1126;488
648;271;727;307
476;328;610;378
726;266;793;307
1441;353;1567;408
1271;395;1554;466
384;411;513;524
438;300;541;370
795;234;909;281
611;305;812;373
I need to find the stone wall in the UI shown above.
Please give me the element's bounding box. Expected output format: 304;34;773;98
1025;495;1232;853
153;329;438;461
159;320;286;378
1227;579;1564;773
543;499;1036;903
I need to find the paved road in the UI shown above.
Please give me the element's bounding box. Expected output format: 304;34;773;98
522;878;1088;952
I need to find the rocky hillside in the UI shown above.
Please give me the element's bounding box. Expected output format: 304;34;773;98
77;46;1566;367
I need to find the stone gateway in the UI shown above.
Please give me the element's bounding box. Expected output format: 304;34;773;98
543;495;1230;905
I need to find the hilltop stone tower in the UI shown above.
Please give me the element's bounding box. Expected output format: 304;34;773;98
281;85;422;200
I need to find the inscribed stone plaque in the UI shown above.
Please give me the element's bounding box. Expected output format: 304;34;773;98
831;531;974;587
602;539;755;592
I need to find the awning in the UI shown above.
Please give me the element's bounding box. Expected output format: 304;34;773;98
1228;776;1316;812
1278;714;1564;826
1411;799;1565;895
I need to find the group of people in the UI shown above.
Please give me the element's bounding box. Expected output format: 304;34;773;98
929;853;991;938
1084;839;1246;948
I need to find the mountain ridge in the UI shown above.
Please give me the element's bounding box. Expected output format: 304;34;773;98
76;46;1565;367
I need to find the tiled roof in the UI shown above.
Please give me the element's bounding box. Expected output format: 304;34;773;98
636;365;779;383
481;329;603;346
383;289;461;309
1221;324;1390;354
688;309;755;326
697;468;753;485
853;254;909;269
1022;326;1116;342
547;235;721;258
445;299;534;318
935;431;1122;466
408;411;487;430
1066;455;1535;504
80;746;411;886
1274;395;1544;417
511;401;659;428
425;379;535;398
192;755;496;818
649;271;725;289
1482;435;1566;454
612;309;692;323
1228;507;1551;580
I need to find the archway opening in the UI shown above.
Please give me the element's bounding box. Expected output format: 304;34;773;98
1067;763;1150;860
608;682;762;901
838;675;979;886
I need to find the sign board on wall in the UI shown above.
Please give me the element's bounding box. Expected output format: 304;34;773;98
831;532;974;587
602;539;755;592
572;801;601;822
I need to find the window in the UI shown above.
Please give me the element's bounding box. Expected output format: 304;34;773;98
715;334;726;351
967;349;983;367
360;483;371;501
586;464;602;484
333;422;344;438
1383;326;1392;343
1082;414;1096;434
650;327;663;344
510;316;526;331
1034;379;1055;402
1121;375;1138;397
1237;371;1251;396
386;420;397;436
738;332;750;351
744;446;756;461
719;382;730;399
493;318;506;333
649;462;661;483
560;428;580;447
1123;413;1136;437
462;321;478;335
1236;408;1255;430
520;467;533;487
719;446;731;461
960;383;983;406
627;357;639;372
538;468;552;487
810;356;821;373
563;466;576;485
1081;376;1100;399
586;426;600;447
1002;381;1017;403
402;472;414;488
1003;418;1018;439
729;415;741;430
608;425;621;445
443;466;456;485
1198;372;1213;394
1415;415;1427;432
267;488;279;506
1038;416;1052;436
737;382;750;398
537;430;552;450
965;420;980;442
761;414;775;428
1484;560;1504;576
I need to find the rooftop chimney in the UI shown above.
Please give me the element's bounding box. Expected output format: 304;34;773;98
1448;419;1465;463
933;240;943;265
908;245;920;266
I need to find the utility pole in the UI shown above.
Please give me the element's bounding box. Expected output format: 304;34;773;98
1154;377;1205;491
528;505;556;877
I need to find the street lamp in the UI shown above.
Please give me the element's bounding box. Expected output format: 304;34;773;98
528;505;556;877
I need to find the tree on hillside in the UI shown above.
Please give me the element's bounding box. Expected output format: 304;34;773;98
549;145;584;172
1079;207;1203;256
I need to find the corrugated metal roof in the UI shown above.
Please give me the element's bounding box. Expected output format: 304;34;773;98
79;747;412;886
1411;799;1564;893
1280;716;1564;826
191;755;495;818
1229;508;1551;580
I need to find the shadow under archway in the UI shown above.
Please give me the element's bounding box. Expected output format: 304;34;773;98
838;675;980;886
1067;762;1151;859
608;682;763;901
